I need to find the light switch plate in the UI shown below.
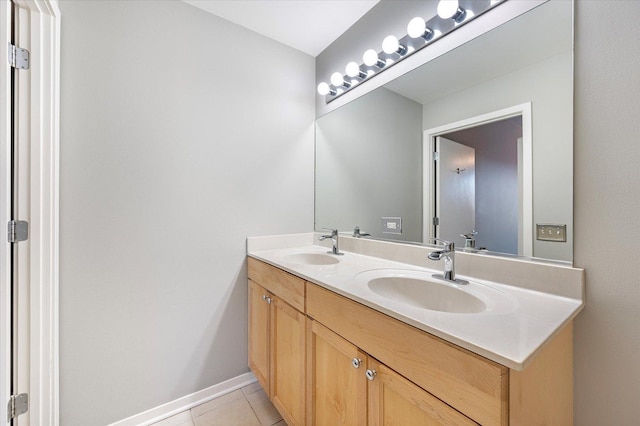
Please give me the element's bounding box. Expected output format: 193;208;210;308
382;217;402;234
536;224;567;242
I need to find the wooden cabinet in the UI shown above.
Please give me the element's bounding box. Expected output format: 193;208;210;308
307;319;477;426
248;258;306;426
248;279;270;391
248;258;574;426
368;358;478;426
306;282;507;425
307;320;367;426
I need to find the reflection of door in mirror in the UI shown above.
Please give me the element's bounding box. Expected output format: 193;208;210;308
434;117;523;255
435;137;475;246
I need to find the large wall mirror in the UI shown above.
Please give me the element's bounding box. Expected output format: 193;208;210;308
315;0;573;262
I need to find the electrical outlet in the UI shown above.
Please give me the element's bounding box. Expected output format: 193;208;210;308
536;224;567;242
382;217;402;234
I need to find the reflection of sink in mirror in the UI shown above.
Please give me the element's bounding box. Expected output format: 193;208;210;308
367;275;486;314
281;253;340;266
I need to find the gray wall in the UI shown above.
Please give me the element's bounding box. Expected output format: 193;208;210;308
58;1;314;424
445;118;522;254
573;1;640;424
315;88;423;241
422;51;573;261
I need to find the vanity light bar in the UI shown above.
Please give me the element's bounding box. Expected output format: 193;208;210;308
317;0;507;103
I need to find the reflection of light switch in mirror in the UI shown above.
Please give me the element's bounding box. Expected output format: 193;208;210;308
536;224;567;242
382;217;402;234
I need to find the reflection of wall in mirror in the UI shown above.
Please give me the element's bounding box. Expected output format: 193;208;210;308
423;51;572;261
315;88;423;241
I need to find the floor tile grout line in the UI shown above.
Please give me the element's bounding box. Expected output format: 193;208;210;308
244;390;266;425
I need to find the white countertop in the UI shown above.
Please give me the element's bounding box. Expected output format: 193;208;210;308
248;236;584;371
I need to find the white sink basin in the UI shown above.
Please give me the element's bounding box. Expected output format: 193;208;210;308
367;276;486;313
355;269;518;315
281;252;340;266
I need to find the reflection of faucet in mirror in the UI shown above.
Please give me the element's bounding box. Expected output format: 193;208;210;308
427;238;468;285
318;229;344;255
460;230;487;252
353;226;371;238
461;230;477;249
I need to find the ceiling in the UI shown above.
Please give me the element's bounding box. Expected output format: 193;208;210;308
182;0;380;57
384;0;572;105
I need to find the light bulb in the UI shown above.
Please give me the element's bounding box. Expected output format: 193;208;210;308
345;61;362;78
437;0;466;22
407;16;434;41
382;35;399;54
317;82;331;96
407;17;426;38
330;72;344;87
363;49;384;68
437;0;458;18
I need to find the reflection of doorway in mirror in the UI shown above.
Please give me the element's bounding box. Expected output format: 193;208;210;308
435;138;476;246
423;103;532;257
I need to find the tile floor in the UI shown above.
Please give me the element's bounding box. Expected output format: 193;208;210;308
152;382;286;426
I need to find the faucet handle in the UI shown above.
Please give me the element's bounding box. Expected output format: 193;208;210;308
428;237;454;251
461;230;477;239
320;227;338;236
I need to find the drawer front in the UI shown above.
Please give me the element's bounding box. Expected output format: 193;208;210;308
307;283;508;426
248;258;305;312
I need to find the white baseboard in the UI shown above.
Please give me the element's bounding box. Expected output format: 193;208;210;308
108;372;257;426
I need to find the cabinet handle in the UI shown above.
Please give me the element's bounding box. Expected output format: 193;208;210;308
351;358;362;369
365;369;377;381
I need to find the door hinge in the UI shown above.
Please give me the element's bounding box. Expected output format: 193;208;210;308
8;43;30;70
433;217;440;226
8;220;28;243
433;152;439;161
7;393;28;422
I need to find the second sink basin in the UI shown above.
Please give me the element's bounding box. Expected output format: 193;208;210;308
355;269;518;315
367;276;486;313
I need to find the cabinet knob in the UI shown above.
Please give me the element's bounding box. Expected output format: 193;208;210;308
365;369;377;381
266;297;272;305
262;294;267;301
351;358;362;369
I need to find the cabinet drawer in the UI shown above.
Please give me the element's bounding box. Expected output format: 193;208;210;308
306;283;508;426
248;258;305;312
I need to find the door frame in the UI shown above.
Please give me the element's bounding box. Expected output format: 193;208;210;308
423;102;532;257
0;0;60;424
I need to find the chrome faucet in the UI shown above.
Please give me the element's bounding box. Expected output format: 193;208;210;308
319;229;344;255
427;238;468;285
461;230;478;249
352;226;371;238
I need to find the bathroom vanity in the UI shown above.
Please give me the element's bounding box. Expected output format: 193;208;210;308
247;233;584;426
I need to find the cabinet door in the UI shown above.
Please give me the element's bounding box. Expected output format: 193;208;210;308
248;279;270;393
308;320;367;426
367;358;478;426
270;296;306;426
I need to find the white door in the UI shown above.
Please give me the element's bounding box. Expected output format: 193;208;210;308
435;137;475;246
3;1;32;424
0;1;14;422
1;1;59;424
